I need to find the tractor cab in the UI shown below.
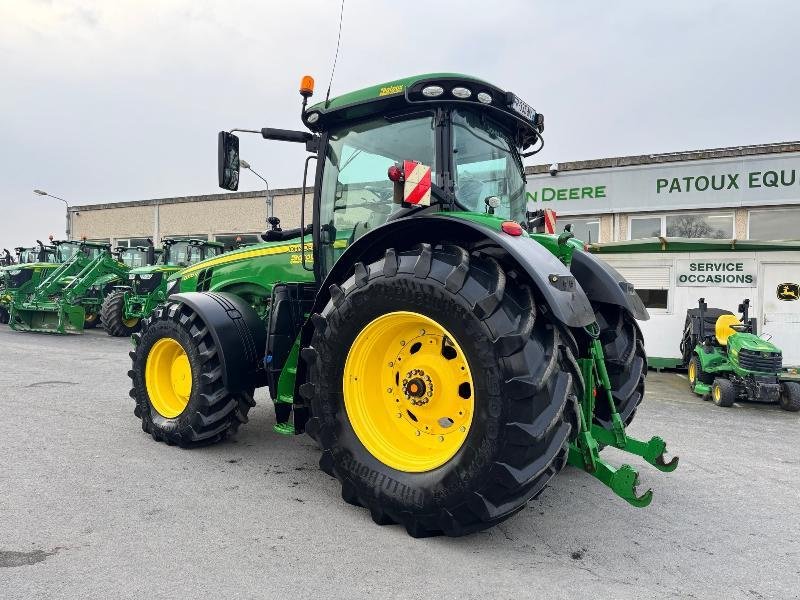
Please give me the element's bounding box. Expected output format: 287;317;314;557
162;239;224;268
116;241;160;269
218;73;545;280
53;240;107;263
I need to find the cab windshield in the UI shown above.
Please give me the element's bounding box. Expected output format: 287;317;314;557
319;114;437;268
167;242;191;266
57;243;103;262
18;249;40;263
119;249;150;268
451;109;527;222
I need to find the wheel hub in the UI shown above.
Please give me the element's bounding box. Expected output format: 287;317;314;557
403;370;433;406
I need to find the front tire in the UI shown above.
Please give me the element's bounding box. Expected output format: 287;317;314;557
779;382;800;412
587;303;646;428
304;244;581;537
711;378;736;408
101;290;141;337
129;301;255;446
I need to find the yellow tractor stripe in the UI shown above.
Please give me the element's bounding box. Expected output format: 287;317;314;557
180;242;313;277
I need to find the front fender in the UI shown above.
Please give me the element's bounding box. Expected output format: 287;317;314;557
570;250;649;321
169;292;267;392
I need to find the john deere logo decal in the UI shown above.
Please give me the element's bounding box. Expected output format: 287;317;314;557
777;283;799;301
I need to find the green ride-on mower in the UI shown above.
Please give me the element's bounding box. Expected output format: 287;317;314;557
101;238;224;337
128;73;677;537
9;240;129;334
682;298;800;411
0;240;61;325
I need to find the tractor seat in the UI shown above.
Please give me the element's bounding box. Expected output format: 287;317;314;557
715;314;743;346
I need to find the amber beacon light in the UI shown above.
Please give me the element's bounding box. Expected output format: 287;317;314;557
300;75;315;98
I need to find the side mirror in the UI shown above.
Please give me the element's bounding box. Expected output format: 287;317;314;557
218;131;240;191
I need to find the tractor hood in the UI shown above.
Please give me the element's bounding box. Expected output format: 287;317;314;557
728;332;781;355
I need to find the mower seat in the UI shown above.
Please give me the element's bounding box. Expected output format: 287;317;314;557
715;314;743;345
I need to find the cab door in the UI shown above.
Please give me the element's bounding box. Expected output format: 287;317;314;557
760;262;800;367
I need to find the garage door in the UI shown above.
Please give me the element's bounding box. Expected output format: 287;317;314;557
761;263;800;367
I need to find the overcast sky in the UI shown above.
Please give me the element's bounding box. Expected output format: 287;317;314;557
2;0;799;248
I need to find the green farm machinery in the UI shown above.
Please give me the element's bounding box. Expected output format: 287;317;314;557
101;238;224;337
682;298;800;411
9;240;131;333
0;241;61;325
129;73;677;536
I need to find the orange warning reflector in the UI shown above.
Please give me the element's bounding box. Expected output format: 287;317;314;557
544;209;557;234
402;161;431;206
501;221;524;236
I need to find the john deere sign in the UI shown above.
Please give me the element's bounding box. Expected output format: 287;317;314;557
526;151;800;215
675;259;756;287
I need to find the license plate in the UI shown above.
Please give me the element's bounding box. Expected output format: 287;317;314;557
510;95;536;122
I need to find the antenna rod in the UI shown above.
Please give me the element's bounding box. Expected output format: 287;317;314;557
325;0;345;106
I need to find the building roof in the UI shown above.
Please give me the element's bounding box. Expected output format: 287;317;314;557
69;187;305;212
588;237;800;254
526;141;800;175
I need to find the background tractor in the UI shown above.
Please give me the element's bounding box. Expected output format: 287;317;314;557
9;240;130;333
0;240;61;325
101;238;224;337
129;73;676;537
682;298;800;411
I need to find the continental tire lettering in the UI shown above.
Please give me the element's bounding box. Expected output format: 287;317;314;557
339;454;425;507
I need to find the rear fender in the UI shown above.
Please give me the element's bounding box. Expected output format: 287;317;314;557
169;292;267;392
307;215;595;332
570;249;649;321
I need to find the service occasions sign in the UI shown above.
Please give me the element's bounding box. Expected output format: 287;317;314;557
675;259;756;287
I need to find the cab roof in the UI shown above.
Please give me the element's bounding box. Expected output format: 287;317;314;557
304;72;543;150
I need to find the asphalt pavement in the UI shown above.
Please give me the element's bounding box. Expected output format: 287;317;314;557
0;325;798;599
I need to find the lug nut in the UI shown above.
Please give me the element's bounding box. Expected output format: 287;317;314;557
415;430;420;436
438;436;444;442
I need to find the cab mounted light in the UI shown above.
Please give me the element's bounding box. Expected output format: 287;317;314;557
451;86;471;99
300;75;315;98
421;85;444;97
477;91;492;104
306;112;320;124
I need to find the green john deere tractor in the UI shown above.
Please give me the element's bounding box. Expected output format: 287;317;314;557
682;298;800;411
0;241;61;325
129;73;677;536
9;240;130;333
101;238;224;337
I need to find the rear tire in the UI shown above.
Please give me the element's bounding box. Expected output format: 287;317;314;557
304;244;581;537
0;306;8;325
587;303;646;428
779;382;800;412
711;378;736;408
101;290;141;337
129;301;255;447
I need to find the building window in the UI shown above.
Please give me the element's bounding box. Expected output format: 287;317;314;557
629;216;661;239
635;289;668;310
748;207;800;240
165;234;208;241
629;213;734;239
562;217;600;243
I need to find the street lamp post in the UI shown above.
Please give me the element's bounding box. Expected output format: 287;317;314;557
34;189;71;240
239;160;273;221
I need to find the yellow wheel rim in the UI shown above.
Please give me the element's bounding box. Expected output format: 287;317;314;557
343;311;474;473
123;317;140;328
145;338;192;418
688;361;696;383
714;386;721;401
